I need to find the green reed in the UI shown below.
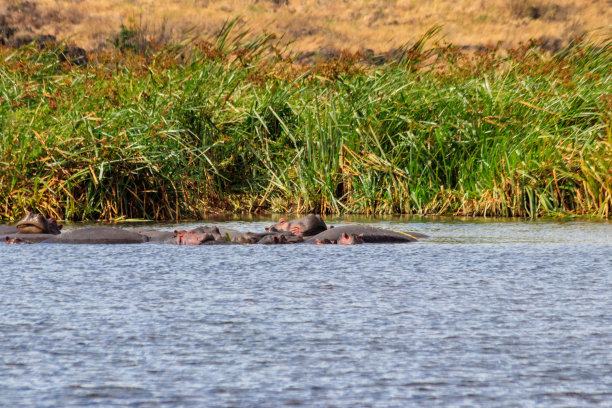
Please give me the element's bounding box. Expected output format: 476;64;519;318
1;23;610;220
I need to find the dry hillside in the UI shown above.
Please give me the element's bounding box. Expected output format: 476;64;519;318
1;0;611;53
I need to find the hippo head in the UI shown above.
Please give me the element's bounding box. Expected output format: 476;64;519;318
5;236;31;244
314;238;335;245
16;212;62;234
273;218;291;232
173;229;214;245
265;219;292;235
46;217;63;235
268;215;327;237
338;232;364;245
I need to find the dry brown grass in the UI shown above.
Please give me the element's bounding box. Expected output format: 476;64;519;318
1;0;610;53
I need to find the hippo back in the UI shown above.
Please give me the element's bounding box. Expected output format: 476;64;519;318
0;225;18;235
306;225;427;244
137;229;175;243
4;233;60;243
42;227;149;244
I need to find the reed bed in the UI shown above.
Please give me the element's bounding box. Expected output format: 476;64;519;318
1;23;610;220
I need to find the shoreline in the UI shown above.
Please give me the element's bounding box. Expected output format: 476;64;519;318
1;26;610;221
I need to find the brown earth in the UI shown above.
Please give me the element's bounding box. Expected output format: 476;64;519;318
1;0;610;55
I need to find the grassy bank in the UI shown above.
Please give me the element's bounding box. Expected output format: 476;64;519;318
1;25;610;220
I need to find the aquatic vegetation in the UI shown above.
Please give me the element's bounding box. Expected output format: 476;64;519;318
1;23;610;220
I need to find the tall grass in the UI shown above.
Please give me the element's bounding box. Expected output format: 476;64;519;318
1;23;610;220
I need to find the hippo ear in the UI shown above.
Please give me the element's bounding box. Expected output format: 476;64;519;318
342;232;349;239
278;218;287;224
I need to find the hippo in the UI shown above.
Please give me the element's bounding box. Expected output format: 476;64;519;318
137;229;175;243
173;229;216;245
313;238;336;245
242;230;302;244
257;234;287;245
189;226;303;245
213;227;243;242
5;236;32;244
178;226;248;243
199;239;244;245
171;226;304;245
2;214;427;246
256;231;304;244
267;214;327;237
42;227;150;244
312;232;363;245
4;233;60;243
171;226;255;245
305;225;427;244
193;226;247;243
0;225;18;235
337;232;364;245
16;212;62;234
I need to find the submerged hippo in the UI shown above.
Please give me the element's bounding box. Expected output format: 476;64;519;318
42;227;149;244
256;231;303;245
171;226;254;245
314;238;335;245
4;233;61;243
313;232;364;245
190;226;249;244
0;225;18;235
267;214;327;237
5;236;32;244
3;214;427;246
137;229;175;243
16;212;62;234
171;225;303;245
173;229;217;245
338;232;364;245
306;225;427;244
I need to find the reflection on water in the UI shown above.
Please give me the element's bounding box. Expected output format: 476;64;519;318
1;217;611;407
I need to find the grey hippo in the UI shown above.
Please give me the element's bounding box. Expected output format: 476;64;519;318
3;213;427;245
16;211;62;234
3;211;64;243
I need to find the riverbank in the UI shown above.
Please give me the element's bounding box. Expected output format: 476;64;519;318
1;25;610;221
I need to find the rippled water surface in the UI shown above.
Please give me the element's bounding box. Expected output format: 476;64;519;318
1;217;611;407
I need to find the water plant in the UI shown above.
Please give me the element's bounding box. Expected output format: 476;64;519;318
1;22;610;220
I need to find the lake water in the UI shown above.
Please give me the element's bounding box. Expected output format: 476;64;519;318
1;217;611;407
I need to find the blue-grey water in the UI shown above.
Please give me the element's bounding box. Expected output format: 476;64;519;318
1;217;611;407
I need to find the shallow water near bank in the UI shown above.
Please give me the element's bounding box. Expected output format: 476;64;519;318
1;217;611;407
